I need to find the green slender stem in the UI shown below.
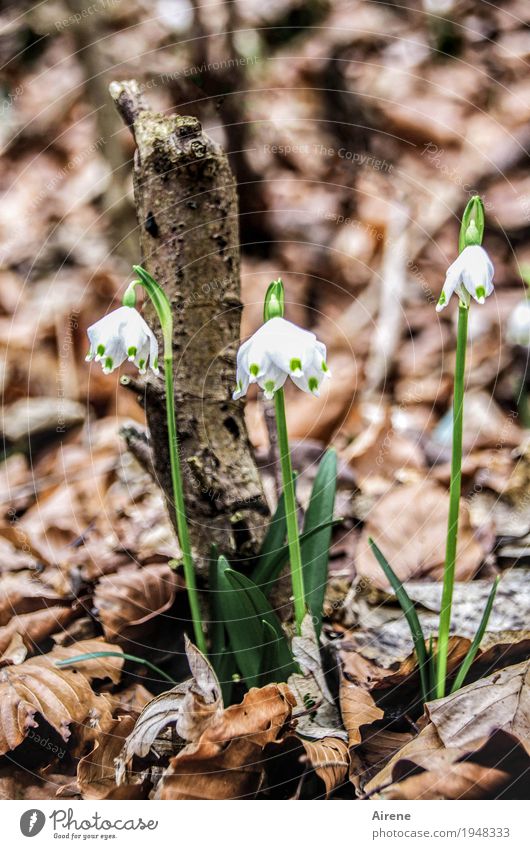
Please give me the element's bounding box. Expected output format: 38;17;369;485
130;266;206;655
56;651;176;684
436;302;468;697
274;388;305;633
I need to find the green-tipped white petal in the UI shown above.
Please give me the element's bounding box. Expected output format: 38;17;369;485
233;316;330;399
437;245;494;312
86;306;159;376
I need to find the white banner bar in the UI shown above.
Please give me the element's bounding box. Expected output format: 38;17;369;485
3;799;526;848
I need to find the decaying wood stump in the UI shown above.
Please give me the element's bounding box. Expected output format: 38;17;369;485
110;80;268;573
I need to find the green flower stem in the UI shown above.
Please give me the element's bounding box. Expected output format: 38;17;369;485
274;387;305;633
129;266;206;655
436;302;468;698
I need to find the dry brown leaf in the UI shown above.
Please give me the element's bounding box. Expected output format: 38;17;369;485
117;638;221;777
0;574;66;625
0;632;27;666
364;722;445;795
427;660;530;749
0;638;123;754
378;730;530;800
356;480;483;589
0;768;81;801
156;683;295;800
264;734;349;798
78;714;137;800
94;563;179;642
340;678;384;747
0;605;78;655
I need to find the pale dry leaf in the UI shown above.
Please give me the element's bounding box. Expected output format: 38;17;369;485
0;638;123;754
427;660;530;749
356;480;483;589
117;639;222;778
289;615;345;741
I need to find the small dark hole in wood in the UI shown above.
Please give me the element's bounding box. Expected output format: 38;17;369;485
223;416;240;440
145;210;159;238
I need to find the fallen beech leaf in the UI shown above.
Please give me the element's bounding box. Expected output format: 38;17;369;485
0;605;78;655
94;563;179;642
404;573;530;637
340;678;384;746
264;735;349;798
364;722;444;794
0;638;123;754
156;684;295;800
378;730;530;800
78;715;137;800
356;480;483;589
427;660;530;749
0;632;27;666
117;638;221;777
0;574;66;625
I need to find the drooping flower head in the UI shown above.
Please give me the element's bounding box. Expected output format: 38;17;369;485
436;245;494;312
86;305;159;375
233;316;331;400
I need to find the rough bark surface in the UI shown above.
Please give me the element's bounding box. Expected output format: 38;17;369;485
111;80;268;573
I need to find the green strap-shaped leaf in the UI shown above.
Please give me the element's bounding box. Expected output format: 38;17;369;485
369;538;431;704
302;449;337;637
253;492;287;584
224;567;295;683
208;546;237;703
251;519;340;592
450;577;500;694
214;555;265;689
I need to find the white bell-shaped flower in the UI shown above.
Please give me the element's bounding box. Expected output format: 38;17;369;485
233;317;331;400
507;300;530;347
436;245;494;312
86;306;159;375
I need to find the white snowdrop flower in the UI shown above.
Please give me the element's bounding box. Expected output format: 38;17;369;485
507;300;530;347
86;306;159;375
436;245;494;312
233;317;331;400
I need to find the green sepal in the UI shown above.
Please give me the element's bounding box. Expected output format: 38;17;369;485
459;195;484;252
263;278;285;321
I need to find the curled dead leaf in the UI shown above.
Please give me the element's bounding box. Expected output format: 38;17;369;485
156;683;296;800
94;563;179;642
117;638;221;780
340;678;384;747
0;605;78;655
0;573;66;626
78;714;137;800
377;730;530;800
0;638;123;755
427;659;530;749
264;734;350;798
